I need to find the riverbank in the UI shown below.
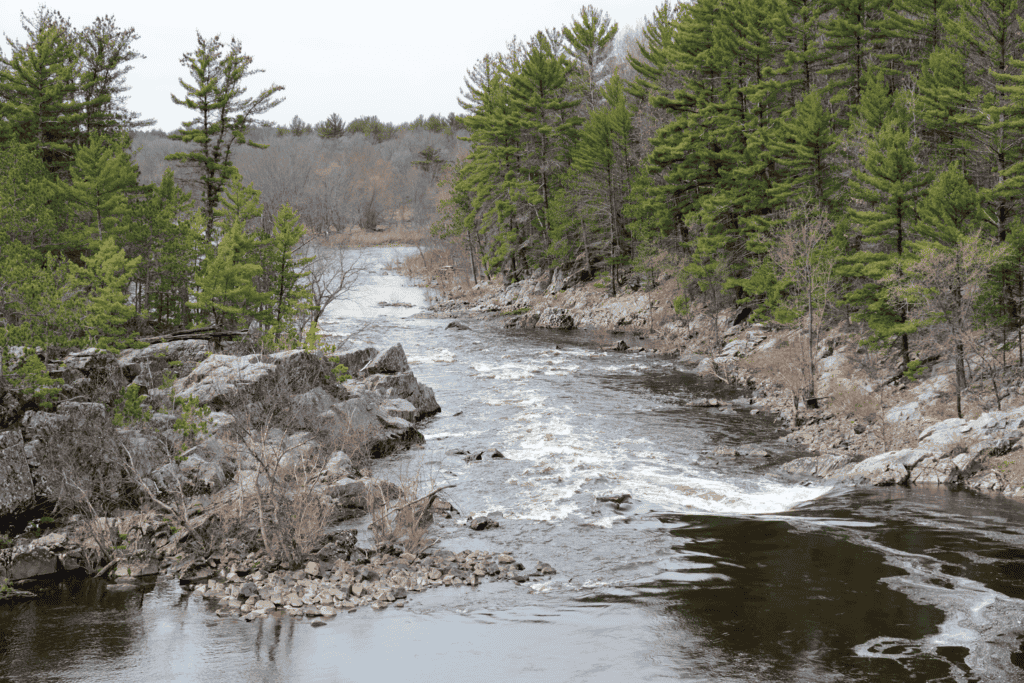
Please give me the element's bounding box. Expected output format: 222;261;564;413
425;273;1024;501
0;337;544;613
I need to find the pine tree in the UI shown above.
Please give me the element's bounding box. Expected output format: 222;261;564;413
62;134;139;247
767;89;843;214
189;219;268;329
264;204;314;340
82;236;141;349
167;33;284;240
77;15;154;137
843;111;933;365
0;10;100;177
562;4;619;110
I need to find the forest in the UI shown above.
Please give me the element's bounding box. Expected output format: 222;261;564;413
436;0;1024;416
0;6;465;397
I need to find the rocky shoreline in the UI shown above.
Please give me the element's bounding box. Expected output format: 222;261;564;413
427;273;1024;502
0;337;551;615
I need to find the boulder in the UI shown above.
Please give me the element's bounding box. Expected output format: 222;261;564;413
329;347;378;379
0;546;62;581
468;516;499;531
535;308;575;330
445;321;470;331
282;387;338;431
908;456;960;485
363;372;440;419
781;453;857;479
382;398;417;422
0;430;33;521
22;403;120;505
324;451;353;477
361;344;410;375
177;455;227;495
171;354;279;409
59;348;127;404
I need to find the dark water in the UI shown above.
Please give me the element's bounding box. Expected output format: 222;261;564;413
2;248;1023;682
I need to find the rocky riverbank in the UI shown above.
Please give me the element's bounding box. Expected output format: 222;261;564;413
427;272;1024;502
0;338;551;612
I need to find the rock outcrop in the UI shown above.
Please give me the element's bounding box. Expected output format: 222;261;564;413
780;407;1024;495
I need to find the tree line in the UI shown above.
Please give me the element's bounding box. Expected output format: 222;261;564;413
0;7;460;394
435;1;1024;416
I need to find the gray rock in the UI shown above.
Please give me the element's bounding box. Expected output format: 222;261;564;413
446;321;469;331
361;344;410;375
382;398;417;422
328;347;378;379
781;453;857;479
60;348;127;404
535;308;575;330
0;430;33;520
908;456;960;485
324;451;353;477
177;455;227;495
468;516;499;531
172;354;279;409
695;358;718;376
0;546;62;581
363;372;440;419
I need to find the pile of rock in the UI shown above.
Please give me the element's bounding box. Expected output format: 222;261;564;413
191;547;555;621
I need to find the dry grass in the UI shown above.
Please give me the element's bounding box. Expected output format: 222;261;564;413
330;223;431;248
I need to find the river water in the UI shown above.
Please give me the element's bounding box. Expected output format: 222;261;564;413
3;247;1024;682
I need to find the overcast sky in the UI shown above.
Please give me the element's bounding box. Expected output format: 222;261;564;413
0;1;659;131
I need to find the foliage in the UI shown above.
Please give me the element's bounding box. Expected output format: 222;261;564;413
112;383;151;427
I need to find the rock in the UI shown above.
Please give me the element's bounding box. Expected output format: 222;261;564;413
324;451;353;477
382;398;417;422
328;347;378;379
468;516;499;531
0;546;62;581
59;348;127;404
362;372;441;419
464;448;505;462
22;402;120;506
446;321;469;331
536;308;575;330
677;353;707;368
304;561;320;577
283;387;338;430
781;453;858;479
114;558;160;578
171;354;279;409
0;429;33;520
361;344;410;375
177;455;227;495
908;456;960;485
695;358;718;376
311;619;327;627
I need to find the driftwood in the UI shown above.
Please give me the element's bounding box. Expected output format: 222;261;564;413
139;326;247;344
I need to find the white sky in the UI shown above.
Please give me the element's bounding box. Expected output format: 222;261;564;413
0;1;658;131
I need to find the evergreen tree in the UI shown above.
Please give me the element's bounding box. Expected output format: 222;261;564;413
562;4;619;110
0;10;100;177
81;236;141;349
167;33;284;239
843;111;933;365
263;204;314;339
62;134;139;247
189;219;268;329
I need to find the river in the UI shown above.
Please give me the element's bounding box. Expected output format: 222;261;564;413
2;246;1024;682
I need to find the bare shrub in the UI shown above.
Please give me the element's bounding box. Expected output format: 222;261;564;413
365;470;451;555
742;340;813;422
394;237;474;299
